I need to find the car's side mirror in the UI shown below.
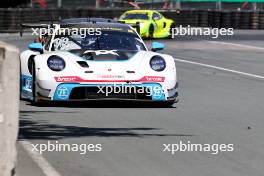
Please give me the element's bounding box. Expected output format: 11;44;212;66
151;42;165;52
28;43;43;54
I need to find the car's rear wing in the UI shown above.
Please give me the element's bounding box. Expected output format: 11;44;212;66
61;18;118;24
118;21;140;34
20;22;60;45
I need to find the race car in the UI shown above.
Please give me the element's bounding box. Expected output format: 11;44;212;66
20;21;178;106
119;10;175;39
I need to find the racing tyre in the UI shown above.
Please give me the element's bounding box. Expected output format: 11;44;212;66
30;61;39;105
148;25;154;39
19;66;22;100
152;102;175;108
162;101;175;107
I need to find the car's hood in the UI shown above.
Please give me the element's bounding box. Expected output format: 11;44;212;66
68;49;138;61
57;50;167;82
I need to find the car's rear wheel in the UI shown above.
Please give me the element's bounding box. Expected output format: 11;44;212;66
149;25;154;39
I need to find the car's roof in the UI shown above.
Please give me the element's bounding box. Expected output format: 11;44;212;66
61;18;118;24
60;21;131;30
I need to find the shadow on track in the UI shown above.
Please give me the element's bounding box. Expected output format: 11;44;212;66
19;114;192;140
25;100;177;109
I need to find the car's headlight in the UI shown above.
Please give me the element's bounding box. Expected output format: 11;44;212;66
150;55;166;72
47;55;66;71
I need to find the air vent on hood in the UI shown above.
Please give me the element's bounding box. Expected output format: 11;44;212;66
77;61;89;68
85;70;94;73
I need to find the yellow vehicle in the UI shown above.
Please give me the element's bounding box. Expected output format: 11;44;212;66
119;10;175;39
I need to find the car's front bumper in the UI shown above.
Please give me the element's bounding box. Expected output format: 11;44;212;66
47;82;178;102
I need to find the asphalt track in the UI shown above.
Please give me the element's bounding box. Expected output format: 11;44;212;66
1;30;264;176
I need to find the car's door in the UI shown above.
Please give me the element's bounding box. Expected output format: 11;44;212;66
152;12;165;33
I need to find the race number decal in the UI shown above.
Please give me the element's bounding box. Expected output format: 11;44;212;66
53;37;69;50
56;86;69;99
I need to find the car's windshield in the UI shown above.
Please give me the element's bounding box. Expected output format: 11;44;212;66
121;13;149;20
51;29;146;51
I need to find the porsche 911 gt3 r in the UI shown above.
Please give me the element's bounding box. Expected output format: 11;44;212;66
119;10;175;39
20;21;178;106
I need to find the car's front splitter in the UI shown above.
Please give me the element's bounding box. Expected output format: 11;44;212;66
52;83;168;101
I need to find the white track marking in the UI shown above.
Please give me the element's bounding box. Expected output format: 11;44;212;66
174;58;264;79
20;140;62;176
208;41;264;50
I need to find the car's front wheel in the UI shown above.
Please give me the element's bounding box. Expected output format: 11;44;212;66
30;61;38;104
148;24;154;39
162;101;176;107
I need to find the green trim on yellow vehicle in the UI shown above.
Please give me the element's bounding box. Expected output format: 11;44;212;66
119;10;175;39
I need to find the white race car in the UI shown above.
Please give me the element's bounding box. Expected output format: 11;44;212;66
20;21;178;106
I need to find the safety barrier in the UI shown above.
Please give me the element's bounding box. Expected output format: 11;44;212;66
0;9;264;32
0;41;19;176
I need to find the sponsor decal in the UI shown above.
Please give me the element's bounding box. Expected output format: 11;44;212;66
83;50;119;56
97;74;125;79
25;77;32;89
54;76;79;82
140;76;165;82
56;86;69;99
54;76;165;83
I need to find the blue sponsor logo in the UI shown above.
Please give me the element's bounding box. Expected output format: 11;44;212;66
21;75;33;100
56;86;69;99
144;83;165;101
25;78;32;90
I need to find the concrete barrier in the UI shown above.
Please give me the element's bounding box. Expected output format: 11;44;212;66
0;41;20;176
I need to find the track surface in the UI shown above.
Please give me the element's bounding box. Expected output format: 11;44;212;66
1;31;264;176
